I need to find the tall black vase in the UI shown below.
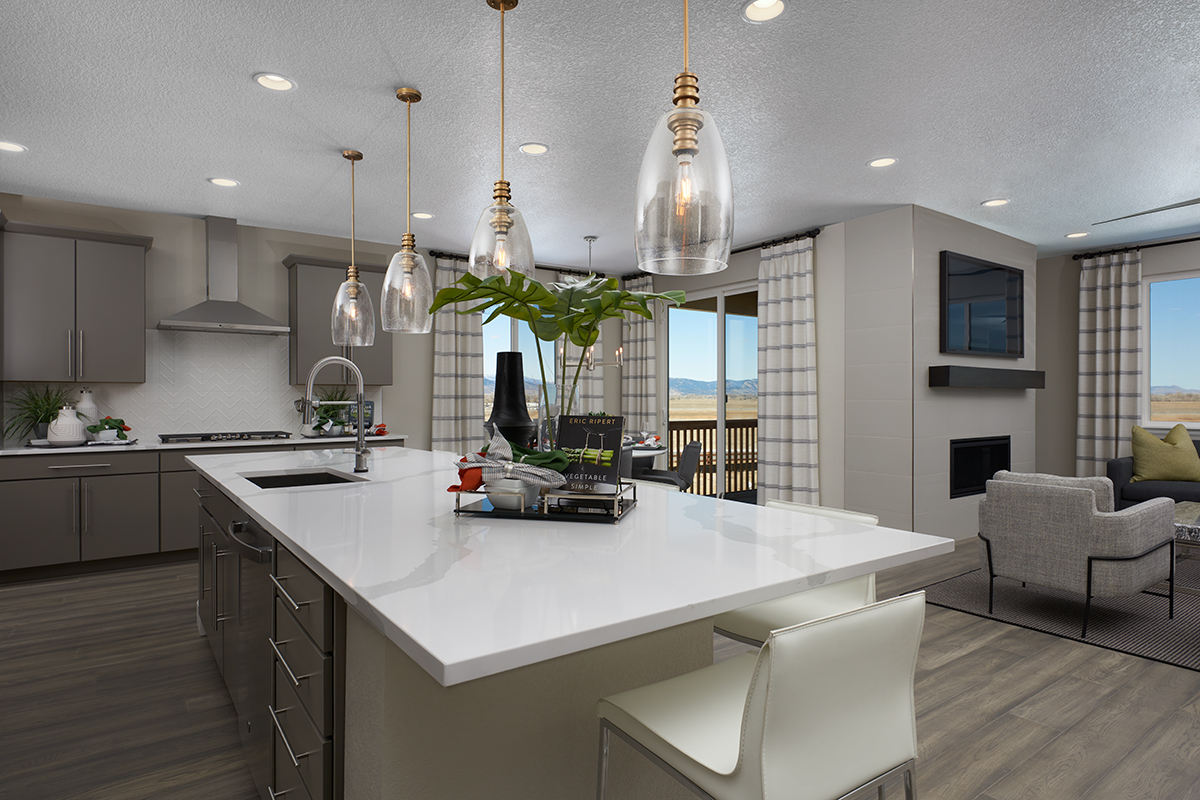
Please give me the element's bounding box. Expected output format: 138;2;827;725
485;351;536;449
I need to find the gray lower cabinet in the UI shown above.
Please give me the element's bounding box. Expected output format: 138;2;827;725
284;255;393;386
2;228;150;383
81;473;159;561
0;477;80;571
161;469;200;552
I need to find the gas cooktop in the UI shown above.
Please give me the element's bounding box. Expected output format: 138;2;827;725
158;431;293;443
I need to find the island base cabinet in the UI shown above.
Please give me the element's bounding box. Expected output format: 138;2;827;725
343;610;713;800
80;473;159;561
0;478;79;571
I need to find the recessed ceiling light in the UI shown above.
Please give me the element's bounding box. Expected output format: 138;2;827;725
981;198;1009;207
1065;232;1089;239
867;157;897;168
519;142;549;155
208;178;240;187
411;212;434;220
254;73;295;91
743;0;785;22
0;141;28;152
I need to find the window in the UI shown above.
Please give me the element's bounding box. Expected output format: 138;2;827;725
482;317;556;423
1144;271;1200;425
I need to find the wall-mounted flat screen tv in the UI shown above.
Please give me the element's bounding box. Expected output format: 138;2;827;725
940;251;1024;358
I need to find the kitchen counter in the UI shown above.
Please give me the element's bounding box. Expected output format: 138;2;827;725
0;432;407;457
188;445;953;800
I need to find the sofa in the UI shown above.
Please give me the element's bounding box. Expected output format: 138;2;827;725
1108;436;1200;509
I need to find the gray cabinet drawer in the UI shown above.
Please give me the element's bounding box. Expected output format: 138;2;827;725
274;662;333;800
0;451;157;481
275;546;333;652
274;597;334;736
273;728;316;800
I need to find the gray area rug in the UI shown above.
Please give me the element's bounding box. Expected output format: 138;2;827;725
922;555;1200;672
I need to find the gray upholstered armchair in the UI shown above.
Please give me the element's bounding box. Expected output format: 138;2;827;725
978;470;1175;637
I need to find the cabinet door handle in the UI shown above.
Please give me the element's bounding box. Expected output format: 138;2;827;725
270;574;304;611
269;638;302;687
49;464;111;470
269;705;301;768
82;483;89;535
268;787;291;799
193;488;213;500
78;330;84;378
214;546;233;628
72;483;79;536
67;329;73;378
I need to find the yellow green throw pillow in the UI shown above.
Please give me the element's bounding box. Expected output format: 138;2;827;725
1130;424;1200;482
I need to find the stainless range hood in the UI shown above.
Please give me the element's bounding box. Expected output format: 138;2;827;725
158;216;290;335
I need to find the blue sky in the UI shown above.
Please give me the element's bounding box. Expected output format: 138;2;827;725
1149;277;1200;389
668;308;757;381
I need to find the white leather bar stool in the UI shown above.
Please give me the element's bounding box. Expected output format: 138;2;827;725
712;500;880;646
597;592;925;800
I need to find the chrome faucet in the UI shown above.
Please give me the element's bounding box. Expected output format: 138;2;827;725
302;355;370;473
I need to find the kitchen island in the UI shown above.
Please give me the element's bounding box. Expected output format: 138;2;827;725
188;445;954;800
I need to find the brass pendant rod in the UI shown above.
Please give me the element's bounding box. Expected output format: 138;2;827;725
683;0;689;74
500;7;506;183
406;99;412;236
350;157;356;270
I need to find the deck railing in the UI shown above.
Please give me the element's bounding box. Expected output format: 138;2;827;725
665;418;758;497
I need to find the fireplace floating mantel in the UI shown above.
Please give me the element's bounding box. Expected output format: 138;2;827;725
929;365;1045;390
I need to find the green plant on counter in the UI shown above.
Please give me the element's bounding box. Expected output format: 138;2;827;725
3;383;74;442
429;272;684;445
86;416;132;440
313;385;350;432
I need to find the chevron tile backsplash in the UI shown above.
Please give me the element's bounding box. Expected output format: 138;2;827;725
77;330;383;439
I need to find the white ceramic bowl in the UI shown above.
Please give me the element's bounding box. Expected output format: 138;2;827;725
486;478;540;511
95;429;119;441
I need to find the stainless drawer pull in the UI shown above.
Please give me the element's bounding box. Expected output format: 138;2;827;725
83;483;89;535
270;637;302;687
214;547;233;627
193;488;213;499
67;329;73;378
269;705;301;768
78;329;84;378
48;464;112;470
271;574;305;611
72;483;79;536
268;787;290;799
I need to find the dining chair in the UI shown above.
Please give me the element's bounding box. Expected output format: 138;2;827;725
638;440;702;491
712;500;879;646
597;592;926;800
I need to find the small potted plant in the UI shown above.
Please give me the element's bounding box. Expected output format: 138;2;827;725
301;385;349;436
3;384;74;442
86;416;132;441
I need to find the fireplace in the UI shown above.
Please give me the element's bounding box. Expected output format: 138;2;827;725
949;436;1011;498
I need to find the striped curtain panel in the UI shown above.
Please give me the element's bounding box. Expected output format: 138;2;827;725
560;333;604;416
757;240;819;504
1076;252;1142;476
431;257;484;455
621;275;658;435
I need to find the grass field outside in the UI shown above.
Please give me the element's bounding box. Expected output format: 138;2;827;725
1150;395;1200;422
669;395;758;421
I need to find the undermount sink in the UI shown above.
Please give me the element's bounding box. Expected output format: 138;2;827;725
241;469;368;489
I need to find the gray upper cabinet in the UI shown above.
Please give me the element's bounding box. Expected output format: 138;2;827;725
285;255;393;386
2;226;151;383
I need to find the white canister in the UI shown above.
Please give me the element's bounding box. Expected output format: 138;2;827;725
48;406;88;446
76;389;99;428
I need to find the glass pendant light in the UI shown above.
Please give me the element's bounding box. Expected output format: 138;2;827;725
468;0;535;279
634;0;734;275
332;150;377;345
382;88;434;334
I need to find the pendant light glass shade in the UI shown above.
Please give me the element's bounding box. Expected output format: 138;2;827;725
635;105;733;275
332;279;376;345
383;247;433;333
469;197;535;279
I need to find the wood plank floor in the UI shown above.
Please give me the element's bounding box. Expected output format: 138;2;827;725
4;548;1200;799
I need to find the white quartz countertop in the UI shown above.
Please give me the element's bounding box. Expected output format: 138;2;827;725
0;433;407;457
188;446;954;686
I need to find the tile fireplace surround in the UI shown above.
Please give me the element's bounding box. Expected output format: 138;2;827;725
34;330;384;439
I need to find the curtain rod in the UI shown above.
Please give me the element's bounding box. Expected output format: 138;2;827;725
731;228;822;255
1072;233;1200;261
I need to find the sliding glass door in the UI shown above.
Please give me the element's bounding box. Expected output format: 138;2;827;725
666;283;758;498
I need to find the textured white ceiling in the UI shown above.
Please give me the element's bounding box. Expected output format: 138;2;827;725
4;0;1200;270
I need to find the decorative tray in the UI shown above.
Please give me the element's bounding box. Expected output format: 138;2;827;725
453;483;637;524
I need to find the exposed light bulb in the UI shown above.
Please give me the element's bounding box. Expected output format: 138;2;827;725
674;158;695;219
494;234;510;272
401;270;415;300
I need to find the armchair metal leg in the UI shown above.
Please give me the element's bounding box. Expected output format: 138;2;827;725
597;725;610;800
1170;540;1176;620
1084;555;1094;638
980;534;996;614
